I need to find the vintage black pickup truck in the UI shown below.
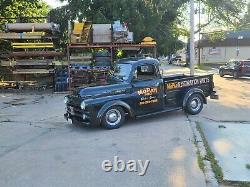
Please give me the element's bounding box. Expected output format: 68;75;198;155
64;58;218;129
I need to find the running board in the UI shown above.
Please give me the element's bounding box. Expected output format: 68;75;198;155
136;107;182;119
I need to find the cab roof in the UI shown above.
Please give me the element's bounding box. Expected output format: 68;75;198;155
118;58;159;66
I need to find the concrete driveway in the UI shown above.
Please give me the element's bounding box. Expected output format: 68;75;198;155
0;93;206;187
163;65;250;184
188;72;250;183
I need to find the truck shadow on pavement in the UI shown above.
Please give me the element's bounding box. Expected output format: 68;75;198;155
124;111;186;128
67;110;187;133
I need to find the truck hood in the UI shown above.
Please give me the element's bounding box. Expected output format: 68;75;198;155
74;82;131;99
219;65;226;69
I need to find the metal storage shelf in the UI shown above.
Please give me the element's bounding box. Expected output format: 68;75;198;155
68;43;156;49
67;43;157;90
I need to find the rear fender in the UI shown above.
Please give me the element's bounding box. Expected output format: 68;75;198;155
97;101;134;124
183;88;207;108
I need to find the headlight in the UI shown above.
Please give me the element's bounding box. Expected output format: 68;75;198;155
80;101;86;110
64;96;69;104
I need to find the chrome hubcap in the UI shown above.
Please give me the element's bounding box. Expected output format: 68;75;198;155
108;113;118;122
106;109;121;126
191;97;201;111
191;100;198;108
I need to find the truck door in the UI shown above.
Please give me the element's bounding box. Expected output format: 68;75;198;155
242;61;250;76
131;63;164;115
246;61;250;75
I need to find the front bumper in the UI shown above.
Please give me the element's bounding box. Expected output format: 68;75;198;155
64;105;99;126
64;113;91;126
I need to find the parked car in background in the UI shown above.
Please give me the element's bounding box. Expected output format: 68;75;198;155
168;54;176;64
219;60;250;79
168;49;186;65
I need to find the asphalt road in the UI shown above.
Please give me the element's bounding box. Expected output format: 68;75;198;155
0;92;206;187
1;65;249;187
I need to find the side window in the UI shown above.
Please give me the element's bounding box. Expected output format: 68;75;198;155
244;62;250;66
228;61;237;66
134;64;157;81
235;61;241;66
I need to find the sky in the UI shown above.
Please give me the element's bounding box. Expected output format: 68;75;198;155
44;0;68;8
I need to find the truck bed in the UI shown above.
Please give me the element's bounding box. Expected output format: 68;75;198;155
163;74;214;107
163;74;213;90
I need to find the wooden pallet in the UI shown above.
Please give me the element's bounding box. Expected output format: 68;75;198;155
0;81;37;89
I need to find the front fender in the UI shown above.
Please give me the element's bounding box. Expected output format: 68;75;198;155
182;88;207;108
96;100;135;124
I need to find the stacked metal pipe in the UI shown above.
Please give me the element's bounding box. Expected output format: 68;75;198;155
5;23;60;33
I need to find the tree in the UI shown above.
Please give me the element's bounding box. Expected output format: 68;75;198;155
239;2;250;29
177;0;247;35
52;0;187;55
203;0;246;29
0;0;49;52
53;0;246;55
49;5;70;50
0;0;49;26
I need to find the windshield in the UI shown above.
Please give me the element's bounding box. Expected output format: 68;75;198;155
113;63;132;81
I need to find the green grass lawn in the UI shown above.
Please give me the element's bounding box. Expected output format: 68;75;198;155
196;62;226;71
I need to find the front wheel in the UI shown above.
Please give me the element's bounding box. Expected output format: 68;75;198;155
233;71;239;79
219;70;224;77
185;94;204;115
101;106;125;129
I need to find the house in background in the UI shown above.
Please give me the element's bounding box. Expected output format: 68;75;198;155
197;30;250;63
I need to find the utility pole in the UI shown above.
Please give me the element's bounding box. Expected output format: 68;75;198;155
198;0;201;66
190;0;195;76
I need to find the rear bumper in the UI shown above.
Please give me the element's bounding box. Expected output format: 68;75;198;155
210;91;219;100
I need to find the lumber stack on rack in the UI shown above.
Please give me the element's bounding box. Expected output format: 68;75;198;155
112;20;133;43
71;21;92;44
15;59;54;66
0;32;44;40
5;23;60;33
0;81;38;89
11;42;54;49
8;51;63;58
0;20;62;90
0;81;17;89
12;69;55;74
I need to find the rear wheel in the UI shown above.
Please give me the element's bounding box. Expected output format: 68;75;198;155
101;106;125;129
219;70;224;77
233;71;239;79
185;94;204;115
